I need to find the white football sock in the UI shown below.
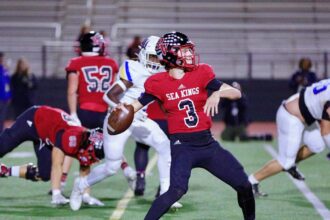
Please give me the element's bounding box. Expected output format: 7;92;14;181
11;166;20;177
248;174;259;184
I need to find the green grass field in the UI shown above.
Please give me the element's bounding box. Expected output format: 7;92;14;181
1;139;330;220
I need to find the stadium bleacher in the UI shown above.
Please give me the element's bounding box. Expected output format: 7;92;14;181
0;0;329;78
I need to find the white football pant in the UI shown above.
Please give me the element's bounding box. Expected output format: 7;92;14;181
83;114;171;194
276;104;325;170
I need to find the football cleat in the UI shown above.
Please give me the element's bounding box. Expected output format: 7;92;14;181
252;183;268;198
171;201;183;209
70;177;83;211
0;163;9;177
82;193;104;206
51;193;69;205
285;166;305;181
134;172;146;196
123;166;136;191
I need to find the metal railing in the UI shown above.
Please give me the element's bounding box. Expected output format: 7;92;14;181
0;22;62;39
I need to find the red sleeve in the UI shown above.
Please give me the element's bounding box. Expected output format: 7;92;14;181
200;64;216;88
144;75;163;101
65;58;78;74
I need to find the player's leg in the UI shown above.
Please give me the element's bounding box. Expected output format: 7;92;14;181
248;105;305;194
132;119;171;195
145;144;192;220
70;118;132;210
134;142;150;195
199;141;255;220
0;106;39;157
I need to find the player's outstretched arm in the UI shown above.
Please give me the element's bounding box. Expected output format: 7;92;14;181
204;83;241;116
217;83;241;100
67;73;81;126
103;79;133;108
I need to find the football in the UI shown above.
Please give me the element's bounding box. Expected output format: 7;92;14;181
107;104;134;135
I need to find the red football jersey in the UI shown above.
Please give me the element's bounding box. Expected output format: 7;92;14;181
146;101;167;120
144;64;216;134
65;56;119;112
34;106;85;156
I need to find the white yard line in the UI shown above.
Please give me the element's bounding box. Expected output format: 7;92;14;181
109;154;158;220
7;151;34;158
264;144;330;220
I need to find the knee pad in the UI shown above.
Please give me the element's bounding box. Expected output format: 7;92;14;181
25;163;40;182
277;156;295;170
104;159;122;176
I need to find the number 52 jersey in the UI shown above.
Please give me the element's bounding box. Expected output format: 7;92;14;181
144;63;218;134
65;56;118;112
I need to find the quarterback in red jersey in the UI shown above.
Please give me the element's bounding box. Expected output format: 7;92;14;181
117;32;255;219
0;105;131;206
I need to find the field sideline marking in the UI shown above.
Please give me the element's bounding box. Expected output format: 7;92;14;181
264;144;330;220
109;154;158;220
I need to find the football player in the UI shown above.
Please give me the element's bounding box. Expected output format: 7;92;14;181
249;79;330;197
0;105;134;206
69;35;183;211
63;31;136;202
113;32;255;220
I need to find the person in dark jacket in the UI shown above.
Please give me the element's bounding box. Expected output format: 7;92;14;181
10;57;37;118
289;57;318;93
221;82;272;141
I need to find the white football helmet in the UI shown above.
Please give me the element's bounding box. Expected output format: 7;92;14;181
138;36;164;74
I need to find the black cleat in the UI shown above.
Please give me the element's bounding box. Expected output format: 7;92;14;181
134;172;146;196
285;166;305;181
252;183;268;198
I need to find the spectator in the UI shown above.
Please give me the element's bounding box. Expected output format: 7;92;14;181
220;82;249;141
126;35;141;60
289;57;318;93
10;57;37;118
0;52;11;132
220;82;272;142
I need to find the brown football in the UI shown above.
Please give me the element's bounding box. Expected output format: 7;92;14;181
107;104;134;135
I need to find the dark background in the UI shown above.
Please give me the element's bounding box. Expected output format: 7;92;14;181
36;78;291;122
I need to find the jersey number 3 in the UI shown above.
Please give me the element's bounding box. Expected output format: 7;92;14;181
178;98;199;127
82;66;113;92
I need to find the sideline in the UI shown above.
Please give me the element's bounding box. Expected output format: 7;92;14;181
264;144;330;220
109;154;158;220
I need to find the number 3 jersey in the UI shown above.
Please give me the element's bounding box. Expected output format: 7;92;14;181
65;56;118;112
300;78;330;125
144;63;218;134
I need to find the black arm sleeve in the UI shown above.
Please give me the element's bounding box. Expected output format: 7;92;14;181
138;92;158;106
206;79;223;91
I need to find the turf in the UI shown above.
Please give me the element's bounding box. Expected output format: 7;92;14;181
0;139;329;220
